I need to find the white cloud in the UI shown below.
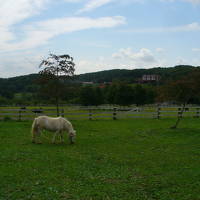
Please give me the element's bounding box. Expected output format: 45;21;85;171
181;0;200;3
76;48;166;74
76;0;200;14
76;0;143;14
121;22;200;33
0;0;49;28
192;48;200;52
77;0;114;14
0;0;50;45
112;48;157;64
0;0;127;77
77;60;98;74
64;0;82;2
0;16;126;52
76;57;127;74
156;48;165;53
175;57;188;65
191;58;200;66
0;51;43;78
162;0;200;4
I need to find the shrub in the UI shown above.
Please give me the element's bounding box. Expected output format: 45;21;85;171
3;116;12;121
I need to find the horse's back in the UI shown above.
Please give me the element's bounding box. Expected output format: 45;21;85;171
35;115;61;123
34;116;66;131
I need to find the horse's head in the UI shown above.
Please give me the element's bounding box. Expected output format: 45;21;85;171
69;130;76;144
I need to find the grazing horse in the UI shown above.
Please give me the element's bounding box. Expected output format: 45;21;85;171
31;116;76;144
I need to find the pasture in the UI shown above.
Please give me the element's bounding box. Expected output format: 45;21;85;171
0;118;200;200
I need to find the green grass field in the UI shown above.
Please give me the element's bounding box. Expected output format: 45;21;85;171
0;118;200;200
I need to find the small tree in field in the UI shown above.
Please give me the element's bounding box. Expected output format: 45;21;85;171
39;53;75;116
158;69;200;129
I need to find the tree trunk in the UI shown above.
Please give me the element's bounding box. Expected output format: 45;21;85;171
170;103;186;129
56;67;59;117
56;95;59;116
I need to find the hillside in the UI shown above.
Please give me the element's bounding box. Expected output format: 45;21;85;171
75;65;197;83
0;65;198;98
0;74;39;98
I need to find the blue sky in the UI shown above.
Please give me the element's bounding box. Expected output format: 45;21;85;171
1;0;200;77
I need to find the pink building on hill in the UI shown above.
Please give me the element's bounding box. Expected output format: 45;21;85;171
141;74;161;82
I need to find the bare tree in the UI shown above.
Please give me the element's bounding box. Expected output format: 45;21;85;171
158;69;200;129
39;53;75;116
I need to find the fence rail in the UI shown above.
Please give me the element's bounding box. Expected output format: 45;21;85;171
1;106;200;121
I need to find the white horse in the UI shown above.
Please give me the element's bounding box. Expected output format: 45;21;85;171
31;116;76;144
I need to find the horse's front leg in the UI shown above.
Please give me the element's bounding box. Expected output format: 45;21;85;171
52;131;59;144
60;132;64;143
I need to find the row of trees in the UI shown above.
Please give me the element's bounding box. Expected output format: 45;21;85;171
0;83;156;106
79;84;155;106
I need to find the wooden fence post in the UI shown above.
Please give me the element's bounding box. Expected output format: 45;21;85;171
89;109;92;120
178;107;182;118
61;109;64;117
195;107;199;118
18;109;21;121
113;107;117;120
157;107;161;119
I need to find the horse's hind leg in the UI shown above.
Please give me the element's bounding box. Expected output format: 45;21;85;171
32;134;36;143
32;130;39;143
37;130;42;144
32;129;42;144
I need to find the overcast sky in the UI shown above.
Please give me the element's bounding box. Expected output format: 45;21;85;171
1;0;200;78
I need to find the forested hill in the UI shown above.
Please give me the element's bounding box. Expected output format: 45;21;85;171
0;65;198;97
0;74;39;98
75;65;197;83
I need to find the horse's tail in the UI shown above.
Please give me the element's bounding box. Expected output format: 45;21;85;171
31;118;38;143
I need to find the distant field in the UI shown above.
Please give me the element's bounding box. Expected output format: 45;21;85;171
0;118;200;200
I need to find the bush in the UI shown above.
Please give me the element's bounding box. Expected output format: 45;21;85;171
3;116;12;121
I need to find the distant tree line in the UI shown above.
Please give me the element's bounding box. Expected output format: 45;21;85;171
79;83;156;106
0;81;156;106
1;65;200;106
